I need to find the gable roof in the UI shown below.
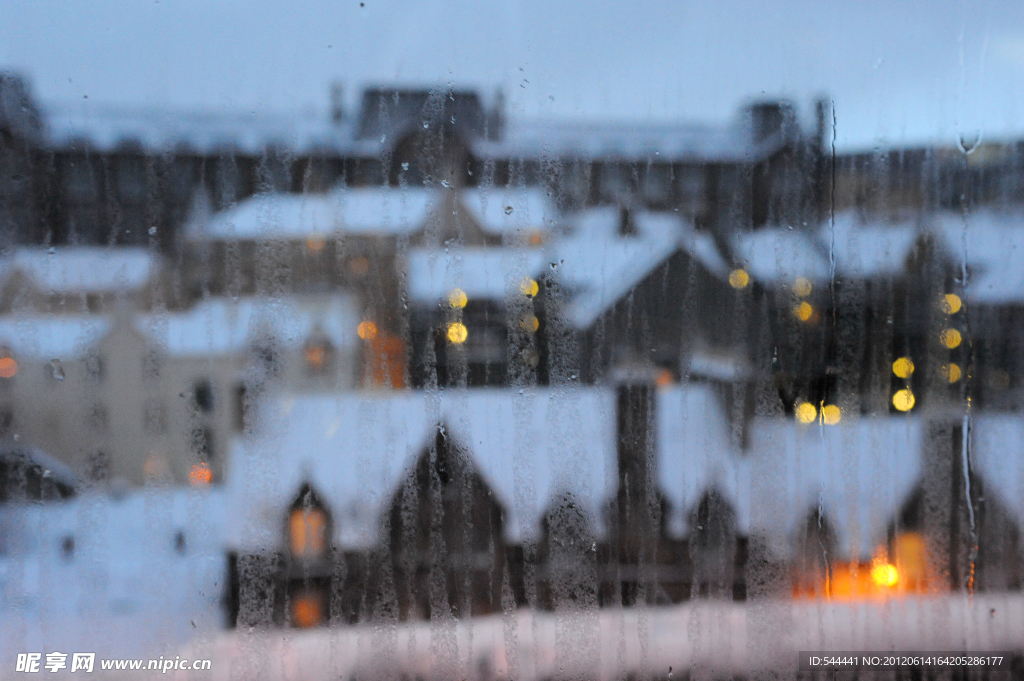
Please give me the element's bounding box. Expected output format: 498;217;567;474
552;208;721;327
224;387;617;551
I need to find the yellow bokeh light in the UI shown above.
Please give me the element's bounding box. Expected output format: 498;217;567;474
793;277;813;297
0;356;17;379
520;278;540;297
943;363;962;383
357;320;378;340
870;562;899;588
520;314;540;332
892;388;916;412
821;404;841;425
941;293;962;314
892;357;915;378
448;288;468;309
446;322;468;344
793;301;814;321
795;401;817;424
728;269;750;289
940;328;962;349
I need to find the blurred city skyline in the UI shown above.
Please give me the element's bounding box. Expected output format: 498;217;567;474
2;0;1023;151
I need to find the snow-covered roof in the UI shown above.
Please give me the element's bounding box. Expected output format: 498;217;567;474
0;315;110;358
731;228;831;285
459;187;558;234
406;247;548;304
658;384;930;559
138;295;358;357
225;388;617;550
732;213;920;287
471;118;786;162
2;247;156;294
189;188;438;241
746;416;923;560
44;104;372;156
42;104;784;164
552;208;687;326
970;415;1024;524
933;211;1024;304
657;385;746;537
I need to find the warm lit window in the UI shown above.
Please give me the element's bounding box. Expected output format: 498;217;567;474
289;506;328;559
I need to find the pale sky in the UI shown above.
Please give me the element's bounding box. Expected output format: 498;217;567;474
1;0;1022;150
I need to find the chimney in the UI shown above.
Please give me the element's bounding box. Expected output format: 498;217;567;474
330;83;344;125
486;88;505;141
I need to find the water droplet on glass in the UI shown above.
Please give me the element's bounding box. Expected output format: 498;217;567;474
148;226;157;235
47;247;56;255
504;206;513;215
422;121;429;129
50;359;65;381
441;180;451;188
380;134;386;143
401;162;409;171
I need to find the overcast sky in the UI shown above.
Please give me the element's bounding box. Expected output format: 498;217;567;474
1;0;1022;151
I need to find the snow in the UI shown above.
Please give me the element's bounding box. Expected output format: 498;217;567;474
4;247;156;294
0;489;226;661
138;295;358;357
0;315;110;358
406;247;548;304
552;208;683;326
191;187;438;240
42;105;779;164
224;388;617;549
459;187;558;234
933;211;1024;304
746;416;923;560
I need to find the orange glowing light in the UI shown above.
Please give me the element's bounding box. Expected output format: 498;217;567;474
728;269;750;289
289;507;327;558
291;593;324;628
0;357;17;379
793;301;814;321
940;328;962;349
520;277;540;297
821;404;841;425
447;322;468;344
305;235;326;253
795;401;816;424
357;321;378;340
871;562;899;587
305;344;327;369
527;230;544;246
520;314;540;332
892;388;916;412
655;368;674;387
189;463;212;486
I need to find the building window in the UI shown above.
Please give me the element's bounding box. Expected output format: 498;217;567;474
193;380;214;413
303;338;334;376
143;399;166;434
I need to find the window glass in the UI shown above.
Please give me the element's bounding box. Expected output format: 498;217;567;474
1;4;1023;678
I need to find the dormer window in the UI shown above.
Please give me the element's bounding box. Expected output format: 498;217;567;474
288;486;330;560
303;337;334;376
